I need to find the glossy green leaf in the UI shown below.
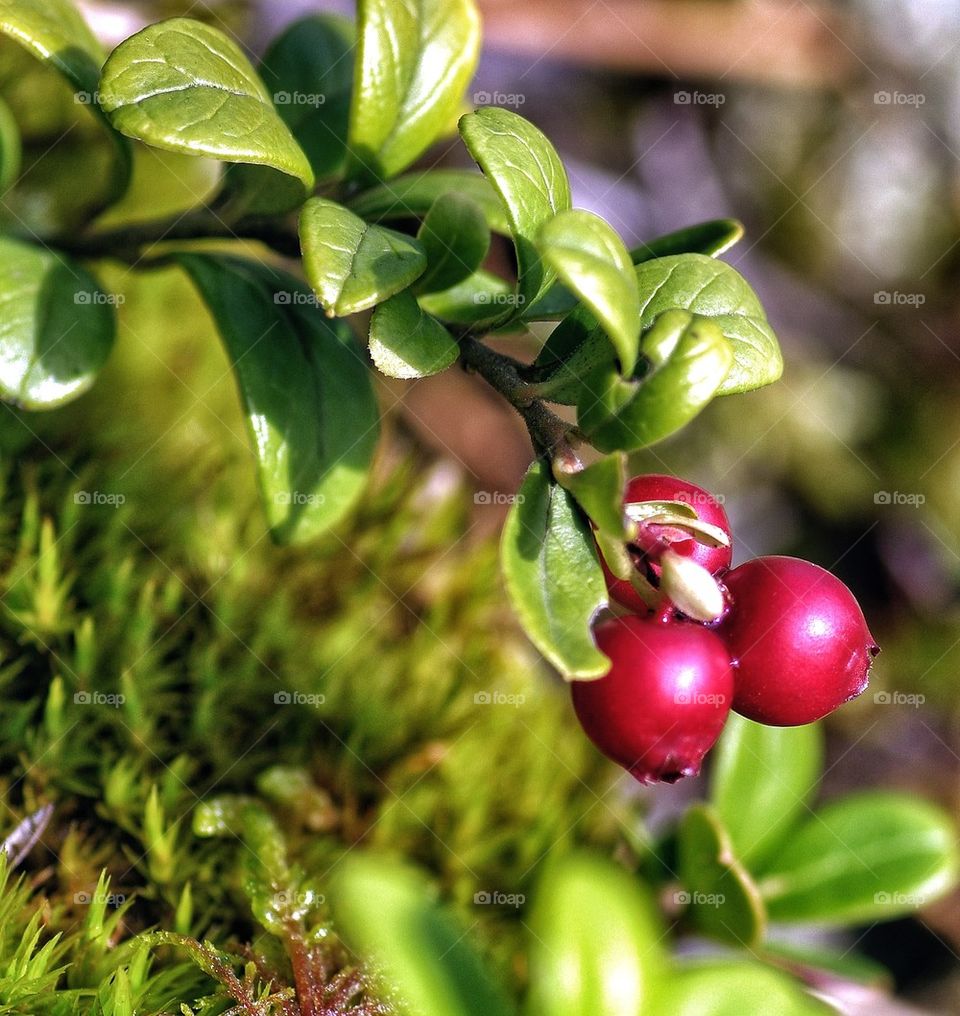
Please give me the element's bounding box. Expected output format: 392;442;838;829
711;715;823;870
349;0;480;180
501;459;608;679
369;291;459;379
678;805;767;948
0;94;19;191
662;961;831;1016
554;453;631;541
348;169;510;234
418;270;515;326
631;219;745;264
0;236;115;410
460;108;572;313
98;18;313;204
759;792;959;924
177;253;379;544
259;14;354;180
577;310;733;452
526;853;664;1016
415;192;491;295
332;856;515;1016
300;197;426;317
538;210;641;375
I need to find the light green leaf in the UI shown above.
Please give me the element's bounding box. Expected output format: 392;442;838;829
0;94;18;190
538;210;641;375
418;270;515;326
711;715;823;871
300;197;426;317
501;459;608;680
526;853;665;1016
332;856;515;1016
554;453;631;541
662;961;831;1016
369;291;458;379
98;18;313;204
349;0;481;180
0;236;115;410
678;805;767;948
259;14;354;180
759;792;959;925
460;108;572;314
415;192;491;295
177;253;379;544
348;169;510;234
631;219;744;264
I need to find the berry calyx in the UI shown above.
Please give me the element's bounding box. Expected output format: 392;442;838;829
718;556;878;726
572;616;734;784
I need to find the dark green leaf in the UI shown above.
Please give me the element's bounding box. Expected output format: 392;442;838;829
460;108;572;314
577;310;733;452
631;219;745;264
369;291;459;379
332;856;515;1016
711;715;823;870
415;192;491;295
554;453;631;541
501;459;608;679
759;792;959;924
662;961;831;1016
348;169;510;234
98;18;313;204
177;253;379;544
300;197;426;317
678;805;767;948
537;209;641;375
418;270;515;326
0;236;115;410
526;853;665;1016
0;94;19;191
349;0;480;180
259;14;354;180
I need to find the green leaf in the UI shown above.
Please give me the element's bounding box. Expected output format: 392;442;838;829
369;291;459;379
663;961;831;1016
332;856;515;1016
98;17;313;205
554;453;631;541
537;210;641;375
418;270;515;326
415;192;491;295
758;792;959;925
300;197;426;317
711;715;823;871
501;459;608;679
348;169;510;234
0;95;19;191
259;14;354;180
460;108;572;314
0;236;115;410
176;253;379;544
349;0;481;180
526;853;665;1016
678;805;767;948
577;310;733;452
631;219;744;264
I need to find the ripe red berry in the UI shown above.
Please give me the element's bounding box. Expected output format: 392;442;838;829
572;616;734;784
719;556;878;726
603;474;733;612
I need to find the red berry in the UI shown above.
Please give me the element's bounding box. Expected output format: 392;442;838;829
719;556;878;726
572;616;734;784
603;474;732;613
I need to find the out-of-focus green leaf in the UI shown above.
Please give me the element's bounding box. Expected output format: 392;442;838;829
662;961;832;1016
631;219;744;264
554;453;631;541
418;269;515;326
0;94;19;191
369;291;459;379
415;192;491;295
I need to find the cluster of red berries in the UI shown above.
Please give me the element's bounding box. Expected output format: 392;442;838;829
572;474;879;785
